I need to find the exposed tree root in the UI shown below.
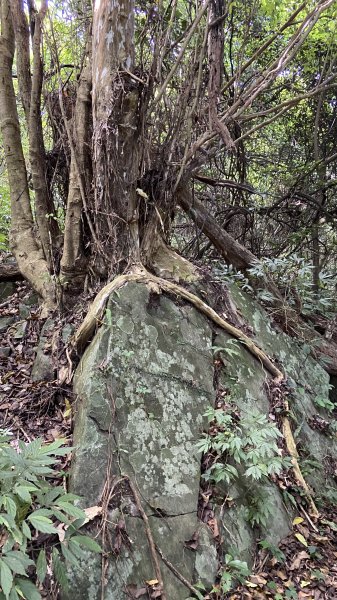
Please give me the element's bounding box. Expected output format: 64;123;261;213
155;544;201;597
126;477;166;600
71;268;318;516
282;405;319;517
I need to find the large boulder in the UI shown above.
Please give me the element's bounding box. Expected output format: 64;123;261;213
66;282;218;599
66;279;337;598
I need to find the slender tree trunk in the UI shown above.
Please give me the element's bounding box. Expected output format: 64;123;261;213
312;92;325;298
177;187;258;269
60;41;93;292
91;0;141;276
10;0;61;267
0;0;55;306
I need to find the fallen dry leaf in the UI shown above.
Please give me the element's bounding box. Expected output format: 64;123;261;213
184;530;199;550
84;505;103;521
249;575;267;585
56;522;66;542
289;550;309;571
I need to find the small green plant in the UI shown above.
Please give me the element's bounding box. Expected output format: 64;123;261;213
197;407;287;485
0;430;101;599
313;394;334;413
212;339;242;359
244;488;274;528
217;554;250;594
258;539;285;563
328;419;337;436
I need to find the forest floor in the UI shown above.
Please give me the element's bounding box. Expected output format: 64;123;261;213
1;281;337;599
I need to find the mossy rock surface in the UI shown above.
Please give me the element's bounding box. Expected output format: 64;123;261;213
67;280;337;596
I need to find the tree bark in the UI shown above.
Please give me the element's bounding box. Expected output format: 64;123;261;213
60;41;93;292
10;0;61;267
91;0;141;275
0;0;55;307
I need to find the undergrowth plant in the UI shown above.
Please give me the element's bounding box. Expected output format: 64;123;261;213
0;431;101;600
197;407;290;527
217;554;250;594
188;554;250;599
212;255;336;318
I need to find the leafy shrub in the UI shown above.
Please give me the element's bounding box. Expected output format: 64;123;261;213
0;431;101;600
197;407;292;528
197;407;287;485
248;255;335;316
212;255;336;317
218;554;250;594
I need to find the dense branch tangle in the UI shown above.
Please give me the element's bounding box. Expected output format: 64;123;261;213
0;0;335;297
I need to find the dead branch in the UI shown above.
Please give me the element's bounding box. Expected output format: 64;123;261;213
155;544;200;597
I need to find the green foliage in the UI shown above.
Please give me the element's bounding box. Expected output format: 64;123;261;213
248;255;335;316
197;407;286;485
217;554;250;594
243;488;274;529
313;394;334;413
0;431;101;599
212;339;242;359
258;539;285;563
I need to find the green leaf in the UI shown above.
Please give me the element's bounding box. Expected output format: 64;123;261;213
60;543;79;567
0;559;13;599
4;498;17;519
3;552;33;571
28;509;52;518
21;522;31;541
16;578;42;600
55;502;85;519
9;588;19;600
27;515;57;535
36;551;47;584
14;487;32;504
70;535;102;553
68;540;87;560
2;556;27;577
38;440;71;456
52;549;68;590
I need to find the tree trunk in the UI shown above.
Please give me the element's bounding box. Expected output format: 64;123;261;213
60;40;93;293
0;0;55;307
10;0;61;267
177;187;258;269
91;0;141;276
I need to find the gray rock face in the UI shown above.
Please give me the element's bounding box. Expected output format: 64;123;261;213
213;284;337;562
31;318;55;381
69;283;217;599
68;279;337;597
